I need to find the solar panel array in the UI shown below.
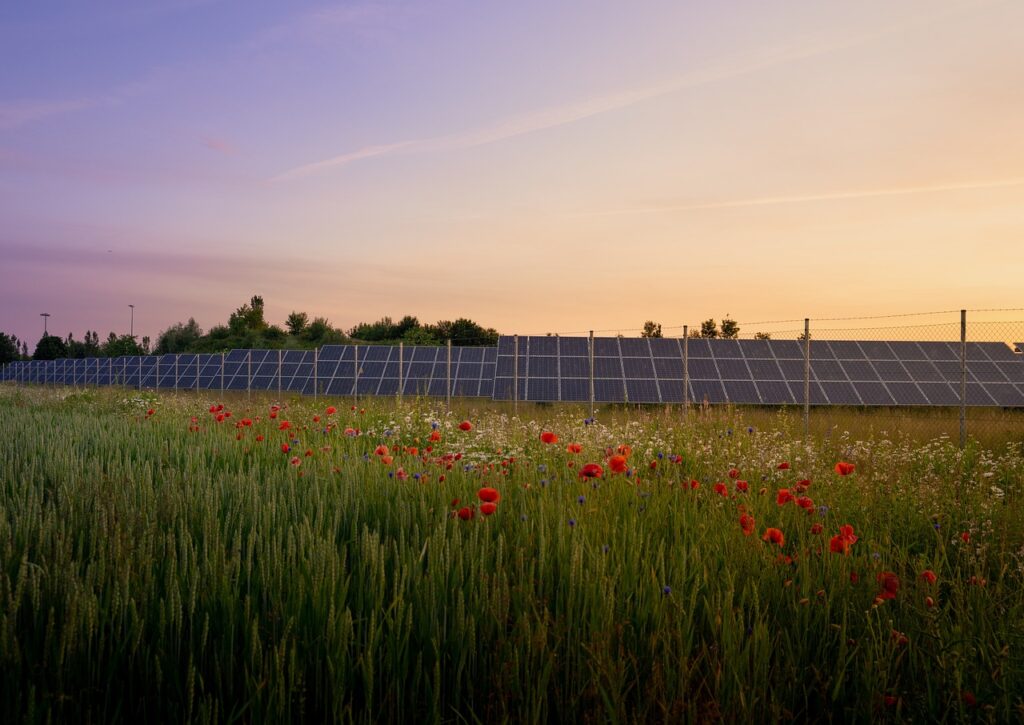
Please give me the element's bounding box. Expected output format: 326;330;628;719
493;336;1024;407
4;339;1023;407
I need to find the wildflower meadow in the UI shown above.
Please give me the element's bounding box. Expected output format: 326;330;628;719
1;385;1022;722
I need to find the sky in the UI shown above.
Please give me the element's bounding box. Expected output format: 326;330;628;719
2;0;1023;346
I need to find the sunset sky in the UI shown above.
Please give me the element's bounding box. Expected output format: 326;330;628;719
2;0;1023;346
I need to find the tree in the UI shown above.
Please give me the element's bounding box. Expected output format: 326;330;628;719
428;318;499;346
101;333;145;357
0;332;19;365
641;321;663;338
754;332;772;340
699;319;719;338
33;334;68;360
720;315;740;339
228;295;267;334
155;318;203;354
285;311;309;336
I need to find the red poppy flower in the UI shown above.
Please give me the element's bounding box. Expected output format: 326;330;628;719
796;496;814;512
777;462;790;470
269;411;278;419
776;489;794;506
810;523;823;535
762;528;785;546
429;430;441;442
278;421;291;431
305;448;313;457
290;456;301;466
960;531;970;543
962;691;976;707
478;487;501;503
281;443;290;453
457;506;473;521
458;420;473;431
255;434;264;442
146;408;155;416
728;468;740;479
834;462;855;476
713;482;728;497
566;442;582;454
608;455;628;474
480;502;497;516
617;444;632;457
325;406;337;415
735;480;749;492
540;431;559;444
689;479;700;490
920;570;937;585
209;405;218;413
829;524;858;555
312;415;320;423
374;444;388;456
381;455;393;465
740;514;755;536
876;571;900;600
579;463;604;479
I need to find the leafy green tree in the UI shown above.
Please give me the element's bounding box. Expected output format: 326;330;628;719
699;319;719;338
155;318;203;354
641;321;662;338
101;333;145;357
402;326;441;345
754;332;771;340
285;311;309;336
228;295;267;334
33;334;68;360
428;318;499;346
720;316;740;339
0;332;20;365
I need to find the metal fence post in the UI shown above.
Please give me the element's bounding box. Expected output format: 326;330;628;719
397;342;403;403
513;334;519;416
446;339;452;414
803;318;811;438
174;355;179;392
138;356;142;391
354;344;359;408
960;309;967;448
247;350;251;401
683;325;689;416
195;353;199;392
313;347;319;401
277;349;282;397
220;352;225;395
588;330;595;419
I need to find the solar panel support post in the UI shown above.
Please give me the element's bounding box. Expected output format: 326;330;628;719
108;358;112;389
313;347;319;401
683;326;689;416
398;342;403;403
174;355;179;392
277;349;282;397
247;350;251;401
588;330;595;419
354;345;359;408
803;318;811;438
960;309;967;449
138;356;142;391
220;352;225;395
513;334;519;415
446;339;452;414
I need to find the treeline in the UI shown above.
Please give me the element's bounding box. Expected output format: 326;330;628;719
640;317;747;339
152;296;499;354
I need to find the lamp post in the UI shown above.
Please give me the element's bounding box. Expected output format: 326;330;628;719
40;312;50;336
129;305;135;338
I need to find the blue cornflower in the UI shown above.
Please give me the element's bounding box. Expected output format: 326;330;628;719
568;518;576;527
819;505;829;517
602;544;610;553
577;495;585;504
431;421;440;429
662;586;671;595
537;464;547;472
413;473;421;480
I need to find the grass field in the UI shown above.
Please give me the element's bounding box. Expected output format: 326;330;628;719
1;385;1022;722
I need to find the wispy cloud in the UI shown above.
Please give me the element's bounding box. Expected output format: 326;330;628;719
272;1;1004;182
0;98;100;131
201;136;237;155
567;177;1024;218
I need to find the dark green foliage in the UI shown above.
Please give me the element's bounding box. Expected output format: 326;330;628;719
32;334;68;360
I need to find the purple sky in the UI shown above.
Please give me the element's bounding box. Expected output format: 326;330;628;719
3;0;1023;346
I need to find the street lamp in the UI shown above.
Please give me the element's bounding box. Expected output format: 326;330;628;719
40;312;50;336
129;304;134;338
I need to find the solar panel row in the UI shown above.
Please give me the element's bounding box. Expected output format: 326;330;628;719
492;336;1024;407
3;338;1022;407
